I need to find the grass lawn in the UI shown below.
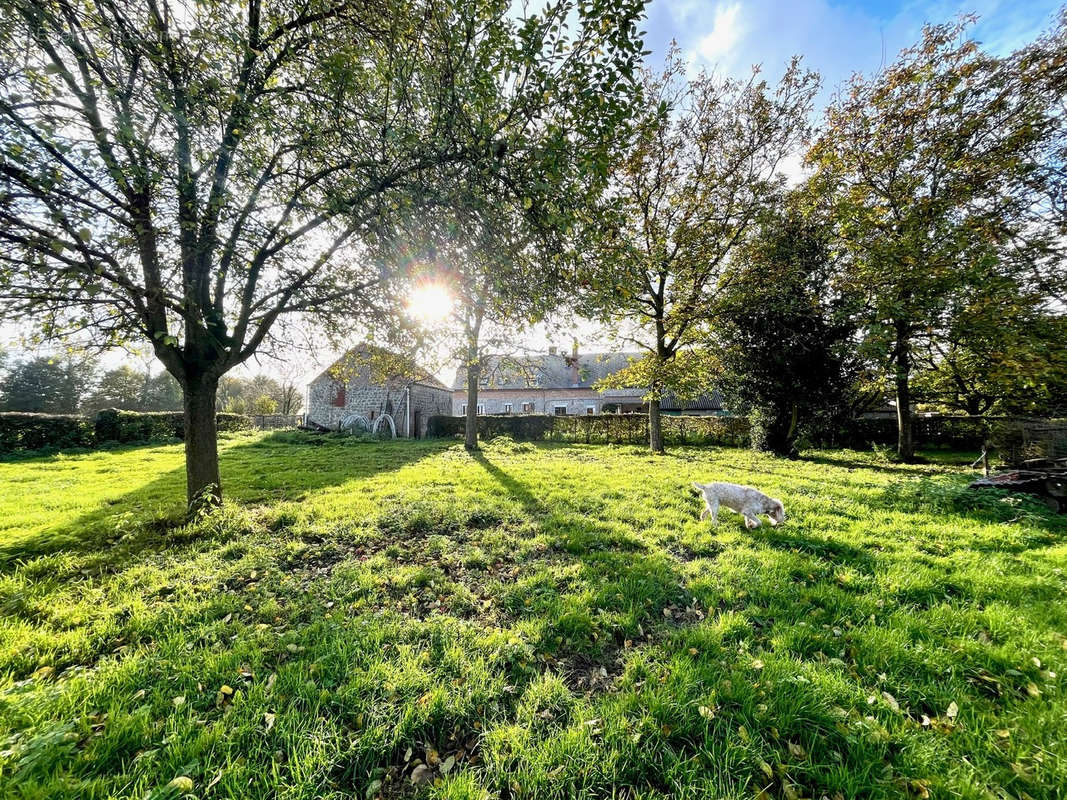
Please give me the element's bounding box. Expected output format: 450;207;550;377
1;432;1065;800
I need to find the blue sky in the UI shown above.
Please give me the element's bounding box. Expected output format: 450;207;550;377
639;0;1061;105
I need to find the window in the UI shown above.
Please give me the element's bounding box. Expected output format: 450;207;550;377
332;383;346;407
478;404;485;415
503;403;513;414
522;402;533;413
586;405;596;415
460;404;466;415
554;404;568;416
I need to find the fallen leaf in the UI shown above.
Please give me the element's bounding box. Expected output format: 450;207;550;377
172;696;185;707
752;659;765;670
167;776;194;792
945;701;959;719
410;764;433;786
882;691;901;712
440;755;455;775
264;712;276;731
788;741;806;759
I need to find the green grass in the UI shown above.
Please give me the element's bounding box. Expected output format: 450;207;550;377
1;432;1065;800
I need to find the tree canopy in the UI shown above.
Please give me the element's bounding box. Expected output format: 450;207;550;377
0;0;646;506
582;51;818;451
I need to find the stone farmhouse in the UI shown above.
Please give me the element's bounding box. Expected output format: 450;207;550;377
451;344;723;416
306;345;451;437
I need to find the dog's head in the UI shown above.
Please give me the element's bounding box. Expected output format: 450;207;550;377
768;499;786;525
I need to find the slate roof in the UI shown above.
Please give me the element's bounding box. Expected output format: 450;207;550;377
661;391;724;412
313;344;448;391
451;352;643;391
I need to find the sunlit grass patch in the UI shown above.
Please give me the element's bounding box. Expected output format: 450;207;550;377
0;432;1064;798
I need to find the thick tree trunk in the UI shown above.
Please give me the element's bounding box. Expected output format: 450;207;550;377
649;397;664;453
894;322;914;462
183;373;221;512
464;353;480;452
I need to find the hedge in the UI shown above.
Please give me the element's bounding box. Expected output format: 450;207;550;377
426;413;750;447
0;409;254;454
0;413;95;452
94;409;253;444
426;412;1067;456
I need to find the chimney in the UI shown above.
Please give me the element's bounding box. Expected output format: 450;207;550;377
569;340;579;387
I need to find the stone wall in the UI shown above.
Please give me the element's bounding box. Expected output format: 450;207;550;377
307;377;450;436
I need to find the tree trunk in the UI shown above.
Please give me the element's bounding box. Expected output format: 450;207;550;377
183;372;221;512
894;322;914;462
649;397;664;453
464;353;480;452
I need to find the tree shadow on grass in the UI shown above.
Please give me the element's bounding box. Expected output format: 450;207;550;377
800;451;945;476
754;526;878;573
470;449;547;517
0;431;446;573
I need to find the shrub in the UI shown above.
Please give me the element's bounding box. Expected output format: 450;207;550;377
0;413;95;453
95;409;252;443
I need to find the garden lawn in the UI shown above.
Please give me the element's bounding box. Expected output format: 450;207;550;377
0;432;1065;800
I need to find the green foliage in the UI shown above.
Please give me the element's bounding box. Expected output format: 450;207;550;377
82;366;182;415
1;436;1066;797
713;202;862;455
0;0;647;502
0;412;95;452
884;474;1062;527
0;355;96;413
94;410;252;444
218;374;302;416
809;18;1059;456
578;49;818;450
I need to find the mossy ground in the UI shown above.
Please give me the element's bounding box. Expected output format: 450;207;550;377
1;432;1064;799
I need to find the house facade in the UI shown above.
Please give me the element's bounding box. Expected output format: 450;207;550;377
307;345;451;437
451;345;723;416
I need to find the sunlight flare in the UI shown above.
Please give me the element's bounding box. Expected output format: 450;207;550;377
406;281;454;324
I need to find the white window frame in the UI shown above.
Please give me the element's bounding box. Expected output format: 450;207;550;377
460;404;466;415
553;404;568;416
522;402;533;413
503;403;513;414
586;404;596;415
478;404;485;415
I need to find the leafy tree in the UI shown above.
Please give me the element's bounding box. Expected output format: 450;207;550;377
82;363;183;413
809;20;1054;459
250;394;278;415
581;51;818;452
143;370;182;412
275;380;303;415
712;201;861;456
0;354;96;412
394;200;576;451
216;372;300;415
912;283;1067;416
83;365;146;413
0;0;646;509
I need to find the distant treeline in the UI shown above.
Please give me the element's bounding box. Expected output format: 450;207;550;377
0;353;302;417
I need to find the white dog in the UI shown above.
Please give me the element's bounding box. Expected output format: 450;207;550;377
692;482;785;529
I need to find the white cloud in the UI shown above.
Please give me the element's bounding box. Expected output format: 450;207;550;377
697;3;744;63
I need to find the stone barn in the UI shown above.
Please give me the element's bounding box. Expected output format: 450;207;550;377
306;345;451;437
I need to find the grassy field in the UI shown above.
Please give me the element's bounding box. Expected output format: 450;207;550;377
0;432;1065;800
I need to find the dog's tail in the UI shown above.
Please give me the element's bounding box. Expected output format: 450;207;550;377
691;482;704;491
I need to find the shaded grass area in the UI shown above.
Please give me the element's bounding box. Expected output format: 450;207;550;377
0;433;1065;799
